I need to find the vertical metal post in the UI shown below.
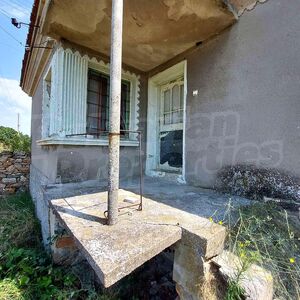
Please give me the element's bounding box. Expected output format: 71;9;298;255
107;0;123;225
17;113;20;134
138;132;143;210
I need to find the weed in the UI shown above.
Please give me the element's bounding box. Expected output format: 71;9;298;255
225;279;245;300
224;201;300;300
0;193;116;300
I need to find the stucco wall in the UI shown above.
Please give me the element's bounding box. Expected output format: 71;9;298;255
30;62;147;244
185;0;300;187
30;60;147;186
31;74;57;184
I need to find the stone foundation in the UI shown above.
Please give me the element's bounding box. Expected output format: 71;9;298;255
0;151;30;195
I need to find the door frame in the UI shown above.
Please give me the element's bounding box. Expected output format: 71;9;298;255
146;60;187;183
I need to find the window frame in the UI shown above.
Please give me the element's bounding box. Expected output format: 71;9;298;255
37;49;141;147
42;65;52;139
87;60;138;141
160;79;184;132
86;68;132;137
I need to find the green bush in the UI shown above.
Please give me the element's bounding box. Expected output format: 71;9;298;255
0;126;31;153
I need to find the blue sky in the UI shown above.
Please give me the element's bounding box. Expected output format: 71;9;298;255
0;0;33;135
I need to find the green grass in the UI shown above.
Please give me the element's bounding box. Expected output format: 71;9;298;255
0;193;40;253
225;279;245;300
224;201;300;300
0;193;117;300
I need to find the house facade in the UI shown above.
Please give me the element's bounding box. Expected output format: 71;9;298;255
21;0;300;234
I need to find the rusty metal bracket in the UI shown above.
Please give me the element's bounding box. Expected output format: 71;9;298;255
108;132;121;136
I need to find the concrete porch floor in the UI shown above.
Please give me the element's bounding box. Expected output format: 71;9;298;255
47;177;251;288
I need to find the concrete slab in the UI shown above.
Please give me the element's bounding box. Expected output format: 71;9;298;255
50;188;227;287
45;176;251;221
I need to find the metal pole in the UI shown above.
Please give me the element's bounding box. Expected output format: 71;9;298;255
107;0;123;225
138;132;143;210
17;113;20;134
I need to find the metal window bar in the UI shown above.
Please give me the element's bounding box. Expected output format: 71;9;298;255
66;130;143;216
87;70;131;137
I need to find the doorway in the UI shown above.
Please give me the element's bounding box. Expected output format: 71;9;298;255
146;61;187;181
159;79;184;173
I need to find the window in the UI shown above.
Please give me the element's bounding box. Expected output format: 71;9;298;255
159;81;184;170
162;83;184;126
86;69;131;136
42;68;52;138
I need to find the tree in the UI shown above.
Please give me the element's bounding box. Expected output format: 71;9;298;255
0;126;31;153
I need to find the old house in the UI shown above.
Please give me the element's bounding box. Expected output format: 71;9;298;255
20;0;299;298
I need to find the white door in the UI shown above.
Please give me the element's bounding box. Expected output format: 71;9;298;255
159;79;184;173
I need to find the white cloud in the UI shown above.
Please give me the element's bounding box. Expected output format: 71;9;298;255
0;77;31;135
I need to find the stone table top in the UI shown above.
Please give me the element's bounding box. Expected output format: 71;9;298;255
50;189;226;287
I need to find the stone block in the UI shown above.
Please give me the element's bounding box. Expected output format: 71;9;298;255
20;175;27;182
14;163;22;170
212;251;273;300
0;156;9;163
2;177;16;184
181;224;226;259
5;165;14;173
173;241;216;300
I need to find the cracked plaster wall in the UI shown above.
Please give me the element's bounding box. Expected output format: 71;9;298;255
185;0;300;187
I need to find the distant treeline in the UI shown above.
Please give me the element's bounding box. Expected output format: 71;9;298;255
0;126;31;153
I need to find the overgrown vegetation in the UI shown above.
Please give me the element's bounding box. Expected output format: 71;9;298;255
224;201;300;300
215;164;300;203
0;126;31;153
0;193;176;300
0;193;112;299
225;279;245;300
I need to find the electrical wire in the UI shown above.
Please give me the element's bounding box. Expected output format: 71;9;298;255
0;0;30;20
0;23;24;46
9;0;29;11
0;8;10;19
1;0;28;11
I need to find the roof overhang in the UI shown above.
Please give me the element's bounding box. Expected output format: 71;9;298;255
22;0;255;95
42;0;236;72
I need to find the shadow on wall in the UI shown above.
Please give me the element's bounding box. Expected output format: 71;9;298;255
56;147;141;184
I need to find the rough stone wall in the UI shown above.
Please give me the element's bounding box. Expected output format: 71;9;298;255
0;151;30;195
